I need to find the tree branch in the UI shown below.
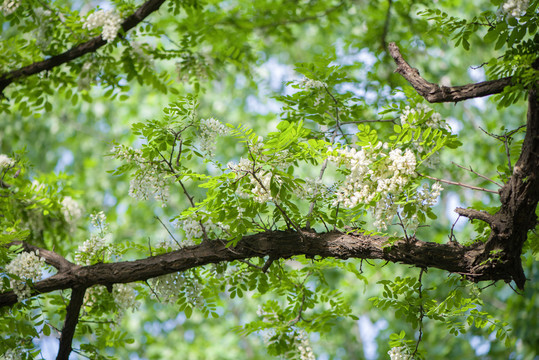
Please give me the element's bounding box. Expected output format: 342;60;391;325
387;42;512;103
1;229;509;308
56;286;87;360
0;0;167;95
391;42;539;290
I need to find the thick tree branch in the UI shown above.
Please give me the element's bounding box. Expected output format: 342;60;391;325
56;286;87;360
1;230;507;308
391;42;539;290
387;42;512;103
0;0;166;94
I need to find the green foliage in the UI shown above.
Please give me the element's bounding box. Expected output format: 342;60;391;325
1;0;538;359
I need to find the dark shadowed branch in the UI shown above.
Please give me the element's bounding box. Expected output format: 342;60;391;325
56;286;87;360
392;42;539;289
0;228;520;308
387;42;512;103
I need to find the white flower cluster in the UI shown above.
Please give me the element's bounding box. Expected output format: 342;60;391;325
174;213;229;245
329;146;416;206
75;234;109;265
113;283;140;311
228;157;277;203
91;211;108;232
329;145;420;230
400;104;447;130
149;272;204;307
296;331;316;360
0;0;19;16
111;145;144;163
61;196;84;231
34;7;53;51
129;169;170;206
296;178;324;200
111;145;170;206
396;182;444;233
0;154;14;169
200;118;229;156
256;305;278;321
5;251;45;301
417;182;443;207
502;0;529;17
83;285;106;309
83;9;122;42
75;212;110;265
299;77;327;89
388;346;412;360
1;349;22;360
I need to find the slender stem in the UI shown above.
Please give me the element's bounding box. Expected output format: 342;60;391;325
451;162;503;187
418;173;498;194
155;216;181;247
340;118;396;125
413;268;425;357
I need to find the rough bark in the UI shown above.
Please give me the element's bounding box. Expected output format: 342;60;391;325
56;287;86;360
387;42;513;103
391;41;539;290
0;228;518;308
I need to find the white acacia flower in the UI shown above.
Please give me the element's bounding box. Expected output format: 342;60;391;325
388;346;412;360
1;348;22;360
149;272;204;307
502;0;529;17
6;251;46;301
129;168;170;206
1;0;19;15
0;154;14;169
61;196;83;231
83;9;122;42
296;331;316;360
113;283;140;311
299;77;327;89
75;233;110;265
200;117;229;155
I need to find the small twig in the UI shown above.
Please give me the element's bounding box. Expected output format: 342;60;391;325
155;216;180;247
507;282;524;295
454;207;495;225
395;210;410;242
288;291;308;326
452;162;503;187
147;237;153;256
448;215;461;243
238;259;263;271
333;202;340;230
479;281;497;291
412;268;425;357
478;125;526;173
419;173;498;194
145;280;162;303
340;118;396;125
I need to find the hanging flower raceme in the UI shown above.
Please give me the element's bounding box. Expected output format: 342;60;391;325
5;251;46;301
83;9;122;42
